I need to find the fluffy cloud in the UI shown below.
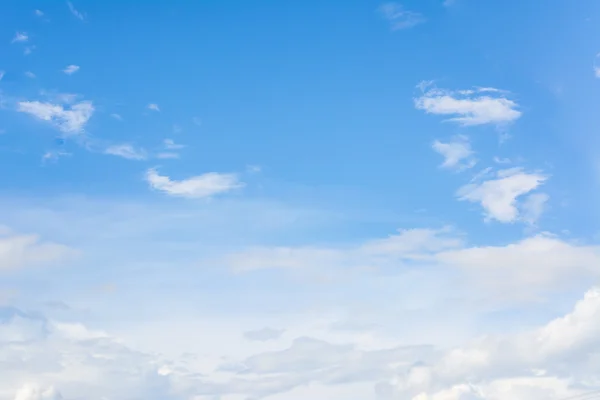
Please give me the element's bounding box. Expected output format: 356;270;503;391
17;100;94;134
382;287;600;400
378;2;425;30
148;103;160;112
0;228;75;271
0;309;183;400
432;136;476;170
145;168;243;198
4;286;598;400
456;168;547;223
104;144;147;160
62;65;80;75
415;85;521;126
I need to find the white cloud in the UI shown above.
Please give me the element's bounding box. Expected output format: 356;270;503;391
11;32;29;43
226;226;600;302
432;136;476;170
521;192;549;226
147;103;160;112
595;53;600;78
457;168;547;223
110;113;122;120
492;156;511;164
66;1;85;20
62;65;80;75
383;287;600;400
34;9;44;17
1;197;600;399
104;144;147;160
378;2;425;30
436;234;600;300
227;227;464;273
42;150;71;163
17;100;94;134
24;71;36;79
0;310;184;400
13;384;62;400
145;168;243;198
156;139;185;159
0;71;5;81
0;228;75;271
415;84;522;126
163;139;185;150
24;46;35;55
3;287;600;400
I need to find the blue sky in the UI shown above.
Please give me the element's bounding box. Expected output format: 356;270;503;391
2;1;600;399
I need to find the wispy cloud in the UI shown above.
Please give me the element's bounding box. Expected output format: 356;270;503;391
432;135;476;171
493;156;512;164
67;1;85;20
163;139;185;150
24;46;35;55
145;168;243;198
521;192;549;226
17;100;94;134
110;113;122;120
0;228;76;271
24;71;36;79
246;164;262;174
11;32;29;43
104;144;147;160
42;150;71;164
63;65;80;75
415;83;522;126
457;168;548;223
156;152;180;159
148;103;160;112
0;71;5;81
594;53;600;78
34;9;44;17
378;2;425;30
